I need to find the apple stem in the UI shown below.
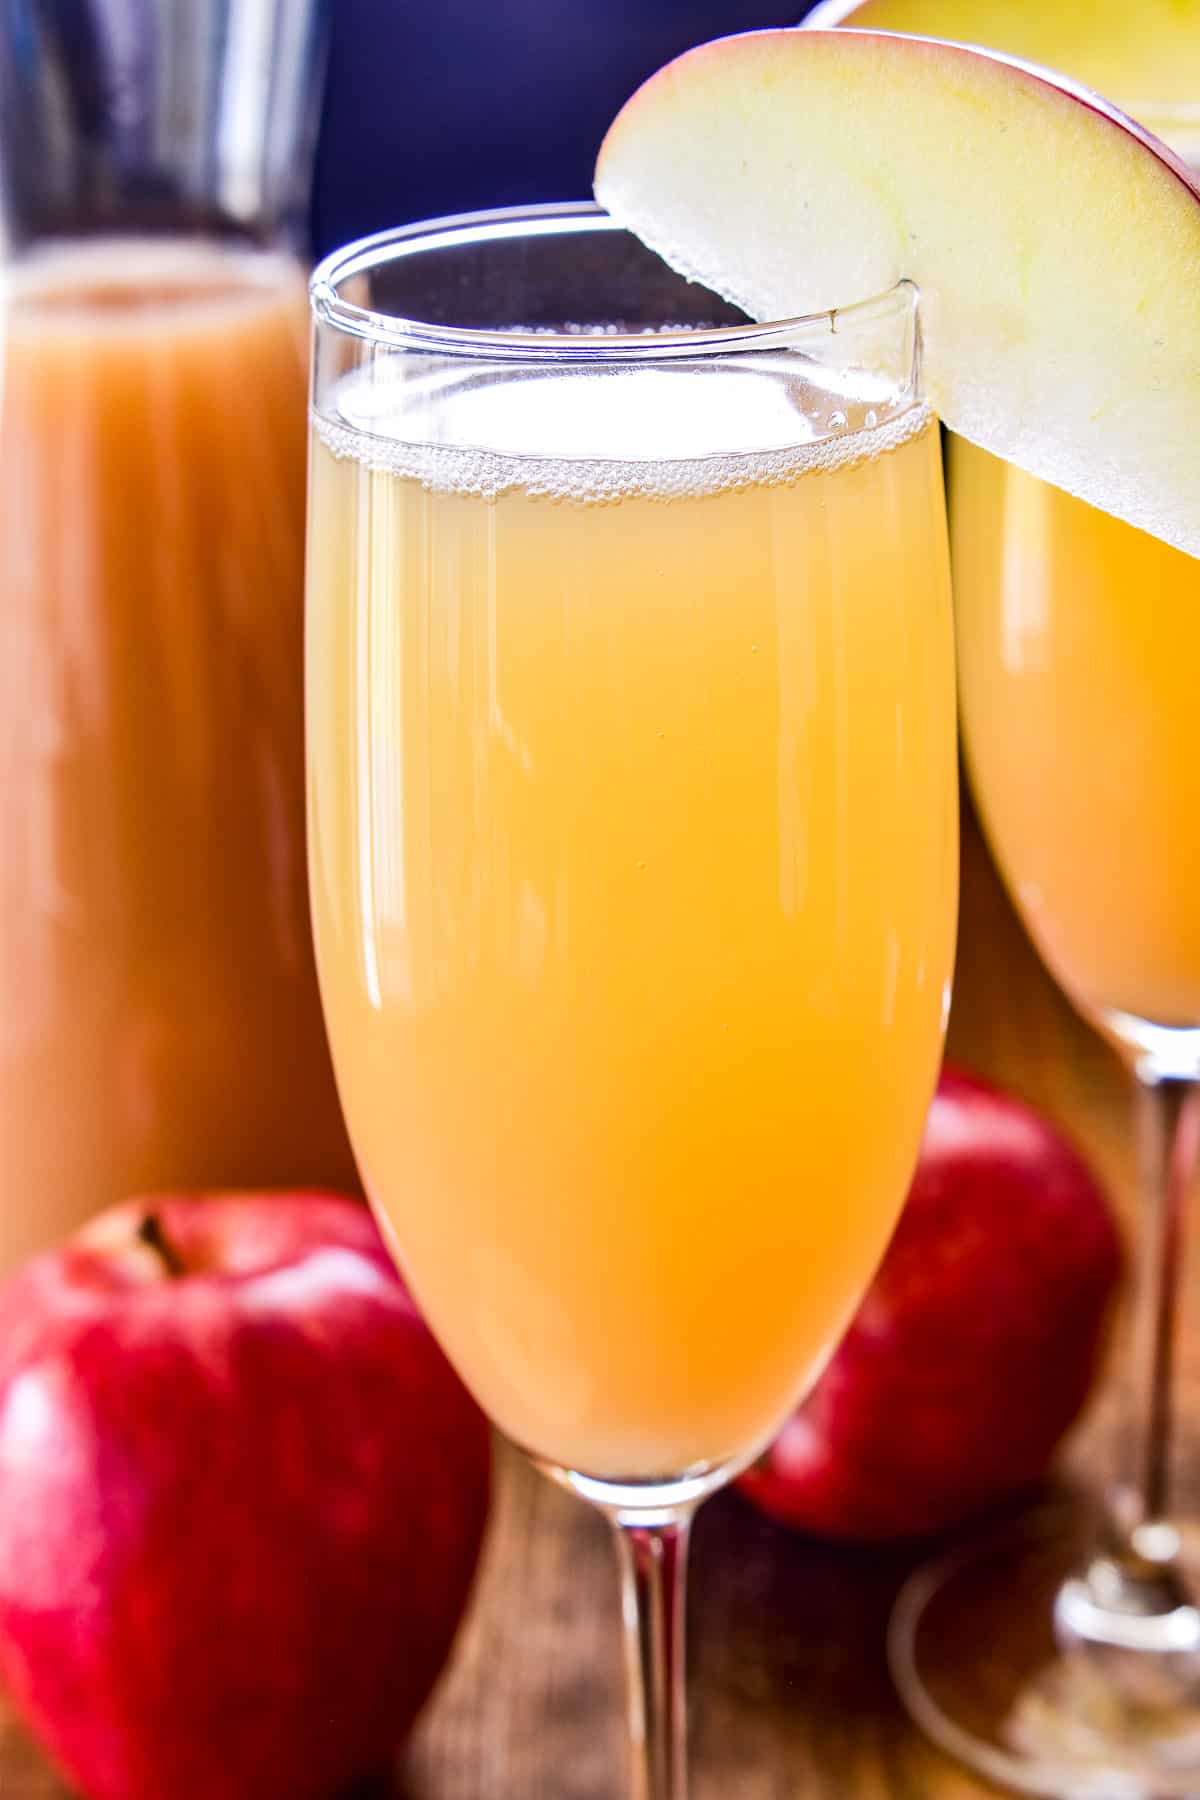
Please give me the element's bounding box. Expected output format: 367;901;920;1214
136;1211;188;1279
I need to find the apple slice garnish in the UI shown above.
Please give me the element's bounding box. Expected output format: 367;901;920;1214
802;0;1200;164
803;0;1200;125
595;29;1200;557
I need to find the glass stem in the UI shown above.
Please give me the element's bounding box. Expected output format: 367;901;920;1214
1055;1067;1200;1667
609;1504;694;1800
1123;1069;1200;1539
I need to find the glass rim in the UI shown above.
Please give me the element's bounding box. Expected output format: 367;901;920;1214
309;200;917;363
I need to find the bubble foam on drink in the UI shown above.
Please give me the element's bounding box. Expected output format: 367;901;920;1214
312;355;933;505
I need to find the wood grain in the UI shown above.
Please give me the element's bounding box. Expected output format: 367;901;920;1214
4;805;1194;1799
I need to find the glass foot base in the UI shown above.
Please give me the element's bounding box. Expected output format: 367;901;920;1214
890;1502;1200;1798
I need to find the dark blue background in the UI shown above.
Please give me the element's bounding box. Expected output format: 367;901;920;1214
312;1;806;256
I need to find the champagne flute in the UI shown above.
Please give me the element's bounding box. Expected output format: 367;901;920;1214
306;203;957;1796
891;107;1200;1789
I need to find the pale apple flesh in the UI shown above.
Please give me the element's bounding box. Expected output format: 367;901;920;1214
804;0;1200;122
595;29;1200;558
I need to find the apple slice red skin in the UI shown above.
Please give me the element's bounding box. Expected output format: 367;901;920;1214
737;1068;1123;1543
0;1192;491;1800
595;29;1200;558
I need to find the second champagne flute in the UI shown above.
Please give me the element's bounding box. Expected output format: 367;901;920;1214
888;91;1200;1800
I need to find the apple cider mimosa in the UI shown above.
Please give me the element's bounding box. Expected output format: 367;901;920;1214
952;437;1200;1030
308;358;957;1479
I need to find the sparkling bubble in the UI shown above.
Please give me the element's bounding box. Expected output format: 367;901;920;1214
314;396;932;505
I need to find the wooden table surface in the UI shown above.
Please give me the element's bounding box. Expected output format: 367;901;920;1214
4;807;1195;1799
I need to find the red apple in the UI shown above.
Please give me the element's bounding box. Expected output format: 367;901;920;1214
738;1067;1123;1541
0;1192;491;1800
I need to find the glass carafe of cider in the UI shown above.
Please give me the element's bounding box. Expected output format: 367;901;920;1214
0;1;357;1272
